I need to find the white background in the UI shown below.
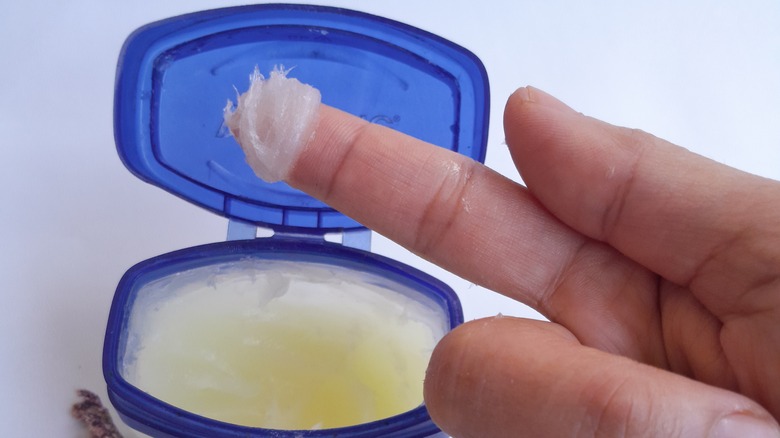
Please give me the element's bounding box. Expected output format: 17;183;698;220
1;1;779;436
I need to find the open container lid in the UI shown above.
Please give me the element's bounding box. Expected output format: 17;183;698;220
115;3;489;232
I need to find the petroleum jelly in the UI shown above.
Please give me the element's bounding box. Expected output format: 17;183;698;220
223;66;320;183
122;259;446;430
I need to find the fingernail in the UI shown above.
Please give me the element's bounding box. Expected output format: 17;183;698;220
710;413;780;438
512;86;574;113
513;86;534;103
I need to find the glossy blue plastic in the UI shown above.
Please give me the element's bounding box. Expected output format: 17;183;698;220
106;4;488;437
114;3;490;231
104;238;462;437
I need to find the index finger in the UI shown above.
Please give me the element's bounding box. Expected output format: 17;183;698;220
248;94;667;364
289;105;581;306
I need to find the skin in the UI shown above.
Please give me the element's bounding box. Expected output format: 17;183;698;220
284;87;780;437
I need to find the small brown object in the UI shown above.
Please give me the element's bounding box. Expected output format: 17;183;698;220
72;389;124;438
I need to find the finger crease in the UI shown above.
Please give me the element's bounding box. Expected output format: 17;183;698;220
319;121;370;203
600;131;647;242
684;230;746;308
413;158;477;256
540;237;591;320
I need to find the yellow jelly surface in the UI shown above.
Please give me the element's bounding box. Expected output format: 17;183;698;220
123;260;446;430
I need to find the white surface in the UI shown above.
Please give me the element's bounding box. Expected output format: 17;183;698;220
1;1;779;436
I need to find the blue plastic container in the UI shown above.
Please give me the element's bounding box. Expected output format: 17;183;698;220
103;4;489;437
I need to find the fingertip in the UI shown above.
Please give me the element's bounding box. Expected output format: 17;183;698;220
423;318;478;432
424;317;502;435
503;86;578;155
507;86;533;106
505;86;575;120
504;87;533;124
424;317;577;437
503;86;587;201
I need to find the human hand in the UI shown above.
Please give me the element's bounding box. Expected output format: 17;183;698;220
284;88;780;437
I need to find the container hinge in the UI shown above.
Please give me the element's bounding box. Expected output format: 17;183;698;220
226;219;257;241
341;228;371;251
226;219;372;252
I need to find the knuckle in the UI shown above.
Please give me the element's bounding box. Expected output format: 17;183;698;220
598;129;648;241
585;377;642;437
412;157;477;255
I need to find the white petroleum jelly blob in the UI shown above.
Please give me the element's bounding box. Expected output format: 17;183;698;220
224;66;321;182
122;259;447;430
